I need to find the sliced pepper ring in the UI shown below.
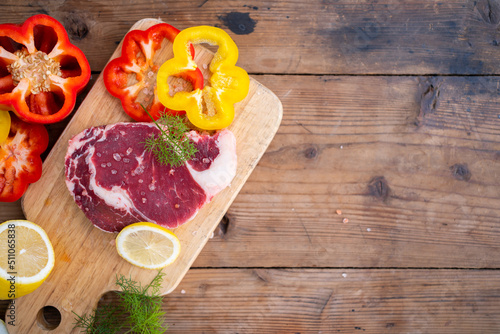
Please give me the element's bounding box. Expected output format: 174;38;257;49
103;23;204;122
156;26;250;130
0;14;91;124
0;112;48;202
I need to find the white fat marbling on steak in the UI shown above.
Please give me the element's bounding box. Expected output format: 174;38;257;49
186;130;237;199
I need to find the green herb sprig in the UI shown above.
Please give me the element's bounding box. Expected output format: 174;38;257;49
73;270;168;334
142;106;197;167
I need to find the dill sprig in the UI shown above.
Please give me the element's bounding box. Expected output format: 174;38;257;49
73;304;122;334
142;107;197;167
73;270;168;334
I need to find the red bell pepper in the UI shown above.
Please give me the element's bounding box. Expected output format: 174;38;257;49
0;14;91;124
0;112;48;202
103;23;204;122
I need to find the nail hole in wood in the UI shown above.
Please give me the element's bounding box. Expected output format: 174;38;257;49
36;305;61;331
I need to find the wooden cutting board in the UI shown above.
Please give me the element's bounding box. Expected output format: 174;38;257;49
8;18;282;333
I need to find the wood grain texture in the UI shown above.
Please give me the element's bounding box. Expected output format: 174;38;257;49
1;1;500;332
4;19;281;333
1;75;499;269
2;268;500;332
78;269;500;333
3;0;500;74
0;202;24;221
194;75;500;268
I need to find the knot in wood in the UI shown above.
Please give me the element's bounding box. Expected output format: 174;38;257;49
421;83;440;114
64;12;90;40
368;176;390;201
215;215;230;237
415;78;441;128
476;0;500;25
450;163;471;181
304;146;318;159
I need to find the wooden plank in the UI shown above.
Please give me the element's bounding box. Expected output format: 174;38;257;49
1;75;499;269
0;202;24;221
6;19;282;333
2;0;500;75
0;1;498;332
193;75;500;268
61;269;500;333
2;268;500;332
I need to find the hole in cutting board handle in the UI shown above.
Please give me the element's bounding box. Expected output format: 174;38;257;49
36;306;61;330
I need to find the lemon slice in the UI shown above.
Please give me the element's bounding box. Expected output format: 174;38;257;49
116;222;181;269
0;319;7;334
0;220;55;300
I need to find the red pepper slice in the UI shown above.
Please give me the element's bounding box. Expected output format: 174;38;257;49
0;112;48;202
103;23;204;122
0;14;91;124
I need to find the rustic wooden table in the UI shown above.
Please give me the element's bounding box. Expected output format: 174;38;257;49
1;1;500;333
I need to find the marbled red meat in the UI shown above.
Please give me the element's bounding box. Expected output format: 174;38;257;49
64;122;236;232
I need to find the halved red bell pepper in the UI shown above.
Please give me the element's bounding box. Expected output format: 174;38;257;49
0;112;48;202
103;23;204;122
0;14;91;124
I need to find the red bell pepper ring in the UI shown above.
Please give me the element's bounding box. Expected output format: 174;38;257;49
0;14;91;124
103;23;204;122
0;112;48;202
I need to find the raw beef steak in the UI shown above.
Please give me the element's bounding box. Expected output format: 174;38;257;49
64;122;236;232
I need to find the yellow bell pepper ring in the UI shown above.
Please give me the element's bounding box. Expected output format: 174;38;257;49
0;110;11;144
156;26;250;130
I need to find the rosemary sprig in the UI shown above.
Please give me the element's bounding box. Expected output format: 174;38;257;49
142;107;197;167
73;270;168;334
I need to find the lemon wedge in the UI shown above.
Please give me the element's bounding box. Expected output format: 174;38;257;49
116;222;181;270
0;220;55;300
